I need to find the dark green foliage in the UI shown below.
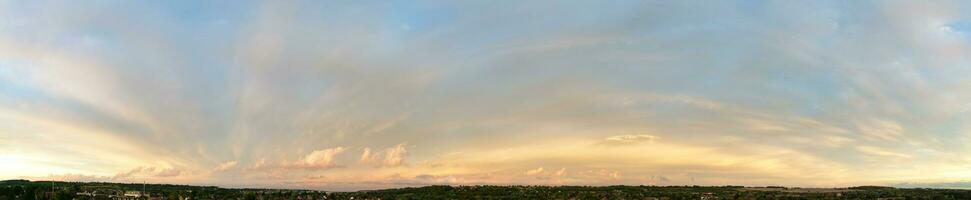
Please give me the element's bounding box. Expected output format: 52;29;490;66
326;185;971;200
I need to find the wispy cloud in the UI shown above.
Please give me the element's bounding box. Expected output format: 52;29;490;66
856;146;912;160
525;167;545;176
599;134;659;146
213;161;239;172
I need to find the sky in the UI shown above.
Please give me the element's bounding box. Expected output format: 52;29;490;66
3;0;971;191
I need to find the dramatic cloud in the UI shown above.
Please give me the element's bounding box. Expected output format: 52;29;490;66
3;0;971;190
290;147;347;169
382;143;408;167
359;148;374;163
356;144;409;168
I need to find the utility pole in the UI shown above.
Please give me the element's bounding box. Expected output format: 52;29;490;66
50;174;54;199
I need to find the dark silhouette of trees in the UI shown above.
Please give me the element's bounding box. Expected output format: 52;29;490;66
4;179;971;199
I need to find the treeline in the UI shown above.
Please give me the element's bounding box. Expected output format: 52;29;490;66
0;180;326;200
5;179;971;200
331;185;971;200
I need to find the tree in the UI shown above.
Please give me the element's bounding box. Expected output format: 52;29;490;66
54;190;75;200
243;193;257;200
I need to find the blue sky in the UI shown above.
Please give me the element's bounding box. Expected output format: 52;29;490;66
3;0;971;190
